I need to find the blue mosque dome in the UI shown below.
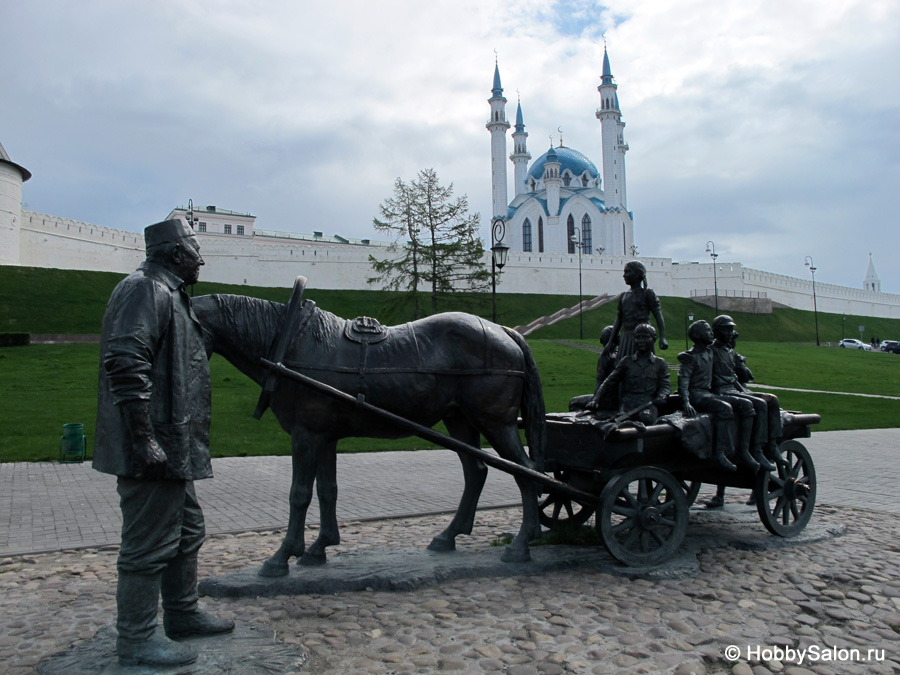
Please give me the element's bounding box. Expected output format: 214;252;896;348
527;146;599;182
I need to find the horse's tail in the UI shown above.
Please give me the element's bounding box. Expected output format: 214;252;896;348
504;327;546;472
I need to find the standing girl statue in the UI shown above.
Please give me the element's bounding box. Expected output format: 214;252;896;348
603;261;668;360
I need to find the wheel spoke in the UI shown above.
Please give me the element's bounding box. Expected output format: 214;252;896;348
611;502;637;517
638;479;650;504
640;529;651;553
622;526;640;549
611;518;635;535
649;481;665;503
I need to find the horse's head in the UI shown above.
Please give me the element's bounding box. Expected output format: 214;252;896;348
192;294;286;381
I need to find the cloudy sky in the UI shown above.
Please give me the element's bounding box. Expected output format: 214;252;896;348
2;0;898;291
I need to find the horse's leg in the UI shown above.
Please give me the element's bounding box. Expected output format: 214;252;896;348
428;415;487;552
481;424;540;563
300;439;340;566
258;427;317;577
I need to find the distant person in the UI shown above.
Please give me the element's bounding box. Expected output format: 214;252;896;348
94;219;233;667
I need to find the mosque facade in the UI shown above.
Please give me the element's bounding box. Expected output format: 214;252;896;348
488;48;634;259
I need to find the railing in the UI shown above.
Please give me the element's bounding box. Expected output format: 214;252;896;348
690;289;768;299
253;229;392;247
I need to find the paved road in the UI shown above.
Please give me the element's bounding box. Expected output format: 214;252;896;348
1;428;897;557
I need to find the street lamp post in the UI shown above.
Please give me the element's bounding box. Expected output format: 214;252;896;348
842;315;846;340
570;227;584;339
705;241;719;315
685;311;694;350
490;218;509;324
805;256;820;346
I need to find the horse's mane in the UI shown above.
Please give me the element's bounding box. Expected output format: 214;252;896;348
201;293;343;355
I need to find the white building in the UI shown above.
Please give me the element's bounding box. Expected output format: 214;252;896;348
489;49;634;258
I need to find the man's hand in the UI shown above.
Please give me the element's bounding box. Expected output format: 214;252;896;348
133;437;167;481
120;399;168;481
682;398;696;417
658;337;669;350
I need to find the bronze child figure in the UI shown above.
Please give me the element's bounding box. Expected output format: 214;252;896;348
590;323;669;425
604;261;668;362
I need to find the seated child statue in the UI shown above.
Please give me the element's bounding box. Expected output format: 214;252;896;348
677;320;738;471
589;323;669;425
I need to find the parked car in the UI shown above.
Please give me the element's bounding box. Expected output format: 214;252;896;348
880;340;900;354
839;338;873;350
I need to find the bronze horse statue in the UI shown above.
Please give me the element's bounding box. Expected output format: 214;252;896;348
192;285;546;577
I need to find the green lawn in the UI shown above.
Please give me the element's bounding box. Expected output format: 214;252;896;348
2;339;897;463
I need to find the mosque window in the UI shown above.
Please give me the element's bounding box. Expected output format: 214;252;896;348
567;215;575;254
522;219;532;252
197;222;206;232
582;175;588;187
582;214;592;251
237;225;245;235
224;224;232;234
562;173;571;187
538;217;544;252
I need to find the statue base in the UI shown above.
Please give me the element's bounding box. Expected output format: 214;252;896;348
38;624;309;674
199;507;845;598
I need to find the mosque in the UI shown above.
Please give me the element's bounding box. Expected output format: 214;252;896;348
0;49;897;320
488;48;634;259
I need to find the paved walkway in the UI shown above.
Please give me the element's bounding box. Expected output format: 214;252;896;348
1;428;898;557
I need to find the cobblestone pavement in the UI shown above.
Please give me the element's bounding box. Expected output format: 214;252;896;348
0;428;898;673
2;429;899;557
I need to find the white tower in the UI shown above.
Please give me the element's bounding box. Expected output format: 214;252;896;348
0;141;31;266
864;253;881;292
510;98;531;196
487;62;511;220
596;46;628;210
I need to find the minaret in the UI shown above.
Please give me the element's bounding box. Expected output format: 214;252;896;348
0;141;31;266
596;46;629;210
510;97;531;196
864;253;881;292
543;143;562;249
487;60;510;220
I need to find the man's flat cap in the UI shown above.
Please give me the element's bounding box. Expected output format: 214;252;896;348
144;219;195;249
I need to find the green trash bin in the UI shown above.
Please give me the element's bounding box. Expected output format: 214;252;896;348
59;423;87;463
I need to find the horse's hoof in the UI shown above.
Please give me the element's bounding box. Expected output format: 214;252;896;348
427;536;456;552
258;560;289;577
501;546;531;563
299;552;326;566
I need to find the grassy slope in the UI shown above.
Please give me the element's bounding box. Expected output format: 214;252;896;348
2;339;898;462
1;265;897;462
5;265;900;344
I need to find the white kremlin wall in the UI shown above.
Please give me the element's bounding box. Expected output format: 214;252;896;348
12;208;900;320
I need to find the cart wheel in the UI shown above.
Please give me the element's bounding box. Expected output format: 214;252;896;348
755;439;816;537
597;467;689;566
539;469;595;529
680;480;702;506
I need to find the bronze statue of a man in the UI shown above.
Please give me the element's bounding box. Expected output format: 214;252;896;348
94;219;233;667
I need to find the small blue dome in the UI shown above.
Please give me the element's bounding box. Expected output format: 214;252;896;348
527;146;599;182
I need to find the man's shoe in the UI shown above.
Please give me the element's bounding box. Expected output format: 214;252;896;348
164;609;235;639
117;634;198;667
705;495;724;509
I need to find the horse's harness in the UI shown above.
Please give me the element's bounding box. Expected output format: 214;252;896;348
254;276;392;416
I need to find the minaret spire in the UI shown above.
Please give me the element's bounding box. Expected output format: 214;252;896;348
487;55;511;220
510;92;531;197
596;45;631;254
